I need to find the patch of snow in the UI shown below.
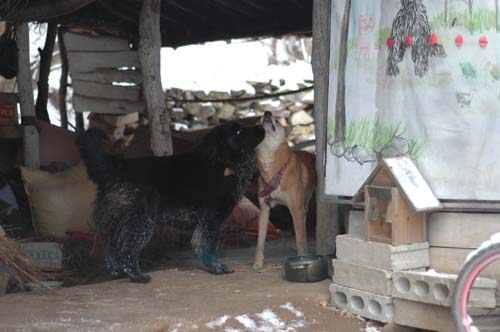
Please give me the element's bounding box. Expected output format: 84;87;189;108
206;315;230;329
280;303;304;318
256;309;284;329
201;304;307;332
32;321;72;329
235;314;257;329
364;326;381;332
423;269;456;278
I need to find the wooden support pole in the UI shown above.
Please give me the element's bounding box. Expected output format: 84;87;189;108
75;113;84;132
58;27;68;129
138;0;173;156
312;0;339;257
15;22;40;168
35;22;57;123
8;0;96;23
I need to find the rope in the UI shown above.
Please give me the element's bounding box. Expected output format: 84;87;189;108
166;85;313;104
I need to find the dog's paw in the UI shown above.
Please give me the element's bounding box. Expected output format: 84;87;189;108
129;274;152;284
207;262;234;275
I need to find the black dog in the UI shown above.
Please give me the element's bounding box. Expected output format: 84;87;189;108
77;122;265;283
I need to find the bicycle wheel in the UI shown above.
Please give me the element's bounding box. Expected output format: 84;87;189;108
451;238;500;332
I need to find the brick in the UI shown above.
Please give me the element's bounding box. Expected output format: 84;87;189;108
392;270;496;308
330;283;394;323
332;259;392;296
19;242;63;271
394;299;453;332
336;234;430;271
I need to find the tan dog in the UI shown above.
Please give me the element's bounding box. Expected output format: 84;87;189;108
253;111;316;270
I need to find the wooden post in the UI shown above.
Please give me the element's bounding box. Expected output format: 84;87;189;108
312;0;339;257
75;113;84;132
35;22;57;123
138;0;173;156
15;22;40;168
58;27;69;129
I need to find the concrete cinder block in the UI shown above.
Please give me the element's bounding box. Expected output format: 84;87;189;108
19;242;63;271
392;270;496;308
330;283;394;323
394;299;453;332
347;210;365;238
332;259;392;296
336;234;430;271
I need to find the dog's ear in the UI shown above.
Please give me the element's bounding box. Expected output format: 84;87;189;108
284;126;293;137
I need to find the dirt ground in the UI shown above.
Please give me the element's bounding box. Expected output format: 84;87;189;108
0;238;368;332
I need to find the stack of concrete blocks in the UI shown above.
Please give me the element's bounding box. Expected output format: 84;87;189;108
330;211;499;332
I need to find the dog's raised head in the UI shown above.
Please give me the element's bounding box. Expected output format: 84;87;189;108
200;121;265;166
258;111;292;148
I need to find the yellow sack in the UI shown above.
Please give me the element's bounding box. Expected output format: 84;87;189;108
21;163;96;238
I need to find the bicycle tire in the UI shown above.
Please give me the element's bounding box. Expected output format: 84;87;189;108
451;241;500;332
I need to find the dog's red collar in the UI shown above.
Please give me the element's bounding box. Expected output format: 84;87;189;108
259;163;287;198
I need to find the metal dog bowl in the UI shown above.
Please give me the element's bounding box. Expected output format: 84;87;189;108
284;254;328;283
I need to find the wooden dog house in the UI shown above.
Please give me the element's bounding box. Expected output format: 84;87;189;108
353;156;442;245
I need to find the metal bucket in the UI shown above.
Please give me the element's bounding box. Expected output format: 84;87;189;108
284;254;328;283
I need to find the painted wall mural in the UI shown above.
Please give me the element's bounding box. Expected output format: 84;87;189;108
326;0;500;200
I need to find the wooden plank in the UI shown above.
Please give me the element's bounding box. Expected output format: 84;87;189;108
352;164;394;204
70;69;143;85
430;247;500;275
428;213;500;249
312;0;338;256
58;27;69;129
15;22;39;168
138;0;173;156
384;156;442;213
72;80;141;101
67;51;140;73
372;166;395;187
392;188;426;245
73;94;145;114
440;201;500;213
22;126;40;168
63;31;131;52
8;0;95;22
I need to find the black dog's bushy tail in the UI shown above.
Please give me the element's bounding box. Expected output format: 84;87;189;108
76;128;114;184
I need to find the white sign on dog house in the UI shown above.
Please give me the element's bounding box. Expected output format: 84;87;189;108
324;0;500;202
353;156;442;214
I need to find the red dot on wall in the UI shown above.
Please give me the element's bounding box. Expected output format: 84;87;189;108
405;36;414;46
386;37;394;48
479;36;488;48
429;33;438;45
455;35;464;47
